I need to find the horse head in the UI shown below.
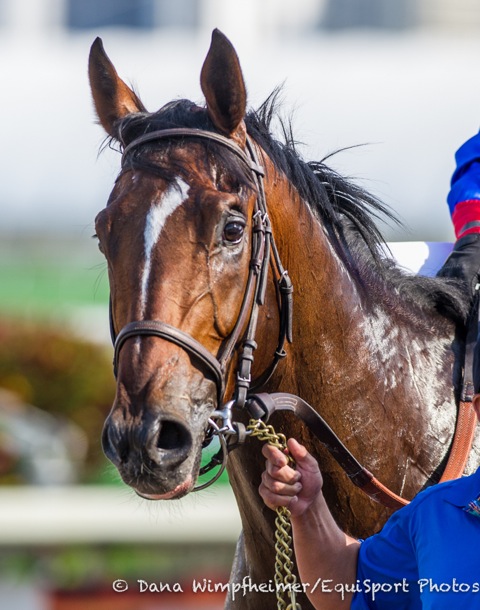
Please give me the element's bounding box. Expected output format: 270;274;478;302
90;31;281;500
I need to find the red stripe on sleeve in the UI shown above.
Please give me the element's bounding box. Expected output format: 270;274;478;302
451;200;480;238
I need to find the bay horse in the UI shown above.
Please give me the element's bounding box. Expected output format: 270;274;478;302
89;30;479;609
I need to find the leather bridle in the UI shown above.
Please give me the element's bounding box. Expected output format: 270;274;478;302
108;127;477;508
110;128;294;486
111;127;293;402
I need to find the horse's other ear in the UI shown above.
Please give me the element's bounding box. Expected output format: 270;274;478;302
200;29;247;140
88;37;146;138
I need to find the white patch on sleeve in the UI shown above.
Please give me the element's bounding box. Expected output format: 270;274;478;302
140;179;189;313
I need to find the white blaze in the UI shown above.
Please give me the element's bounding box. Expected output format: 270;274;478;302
140;178;189;313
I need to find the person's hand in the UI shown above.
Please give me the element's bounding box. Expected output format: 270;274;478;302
259;438;323;517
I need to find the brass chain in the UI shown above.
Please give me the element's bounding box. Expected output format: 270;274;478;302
247;419;302;610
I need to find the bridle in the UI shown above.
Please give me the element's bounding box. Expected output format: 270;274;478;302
108;126;478;507
109;127;294;487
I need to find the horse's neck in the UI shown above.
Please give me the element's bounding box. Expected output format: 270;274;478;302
226;175;459;601
266;182;453;402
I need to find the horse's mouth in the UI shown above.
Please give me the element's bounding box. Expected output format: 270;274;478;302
133;474;194;501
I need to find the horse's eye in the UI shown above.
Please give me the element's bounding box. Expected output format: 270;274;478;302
223;221;245;244
93;233;105;255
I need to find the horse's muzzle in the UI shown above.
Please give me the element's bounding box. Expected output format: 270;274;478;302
102;412;194;496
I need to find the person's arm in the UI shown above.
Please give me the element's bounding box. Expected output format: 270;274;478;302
259;438;360;610
448;131;480;239
436;132;480;290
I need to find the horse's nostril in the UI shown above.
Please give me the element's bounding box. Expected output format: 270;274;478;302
102;420;128;466
157;420;191;452
102;414;192;471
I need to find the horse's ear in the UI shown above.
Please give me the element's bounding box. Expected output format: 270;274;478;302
200;29;247;140
88;37;146;138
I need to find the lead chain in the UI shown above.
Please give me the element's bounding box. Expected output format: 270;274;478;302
247;419;302;610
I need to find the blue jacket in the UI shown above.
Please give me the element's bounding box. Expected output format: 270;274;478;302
351;467;480;609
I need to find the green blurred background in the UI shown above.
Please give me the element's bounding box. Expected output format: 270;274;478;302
0;233;112;485
0;233;236;610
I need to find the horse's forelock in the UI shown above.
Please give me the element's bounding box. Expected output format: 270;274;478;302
115;100;211;146
111;100;255;193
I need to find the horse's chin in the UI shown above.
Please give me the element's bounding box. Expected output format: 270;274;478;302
134;474;194;501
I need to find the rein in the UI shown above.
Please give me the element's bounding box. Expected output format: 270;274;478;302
110;127;477;511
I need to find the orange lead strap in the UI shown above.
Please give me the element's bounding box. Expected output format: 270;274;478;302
439;401;478;483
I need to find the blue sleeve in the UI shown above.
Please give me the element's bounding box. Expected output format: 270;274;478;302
447;131;480;213
351;504;422;610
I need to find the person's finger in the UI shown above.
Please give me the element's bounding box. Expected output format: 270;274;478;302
262;443;300;483
262;443;289;468
259;479;299;510
287;438;321;473
265;458;301;484
261;470;302;496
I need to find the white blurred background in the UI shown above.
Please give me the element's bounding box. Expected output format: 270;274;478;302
1;0;480;241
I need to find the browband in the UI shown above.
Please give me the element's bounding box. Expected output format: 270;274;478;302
122;127;265;177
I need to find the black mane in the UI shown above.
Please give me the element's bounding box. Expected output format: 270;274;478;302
114;95;468;326
247;95;469;326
